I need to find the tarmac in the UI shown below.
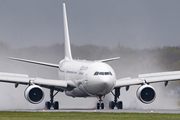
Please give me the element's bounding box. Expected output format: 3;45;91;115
5;109;180;114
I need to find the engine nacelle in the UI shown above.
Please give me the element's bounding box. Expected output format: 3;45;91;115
24;85;44;104
136;84;156;104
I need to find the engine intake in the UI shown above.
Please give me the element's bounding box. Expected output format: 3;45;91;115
136;84;156;104
24;85;44;104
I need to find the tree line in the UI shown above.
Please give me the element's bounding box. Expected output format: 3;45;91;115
0;42;180;79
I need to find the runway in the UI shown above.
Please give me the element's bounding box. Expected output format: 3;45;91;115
5;109;180;114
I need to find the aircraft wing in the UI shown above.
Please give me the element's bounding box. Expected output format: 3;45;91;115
0;72;76;91
115;71;180;88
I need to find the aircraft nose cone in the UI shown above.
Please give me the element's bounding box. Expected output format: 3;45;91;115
86;75;115;96
97;76;114;95
100;76;111;86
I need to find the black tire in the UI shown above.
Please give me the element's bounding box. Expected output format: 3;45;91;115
45;101;51;109
101;103;104;109
109;101;115;109
54;101;59;110
117;101;123;109
97;103;100;109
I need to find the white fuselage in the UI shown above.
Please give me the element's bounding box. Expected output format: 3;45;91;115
58;59;116;97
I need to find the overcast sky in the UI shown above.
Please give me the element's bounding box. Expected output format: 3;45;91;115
0;0;180;48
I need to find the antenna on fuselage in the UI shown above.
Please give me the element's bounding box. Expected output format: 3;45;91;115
63;3;73;60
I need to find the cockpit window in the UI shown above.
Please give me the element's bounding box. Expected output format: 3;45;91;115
99;72;104;75
94;72;99;75
94;72;112;76
105;72;110;75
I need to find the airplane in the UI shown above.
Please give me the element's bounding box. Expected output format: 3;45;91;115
1;3;180;110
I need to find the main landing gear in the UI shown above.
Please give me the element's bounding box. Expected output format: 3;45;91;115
109;87;123;109
97;96;104;109
46;87;59;110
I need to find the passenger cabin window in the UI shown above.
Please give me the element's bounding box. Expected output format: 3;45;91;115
94;72;112;75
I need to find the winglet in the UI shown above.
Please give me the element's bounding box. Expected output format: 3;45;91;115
63;3;73;60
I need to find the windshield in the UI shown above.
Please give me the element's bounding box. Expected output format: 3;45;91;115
94;72;112;76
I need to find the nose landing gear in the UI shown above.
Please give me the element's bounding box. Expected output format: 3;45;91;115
97;96;104;109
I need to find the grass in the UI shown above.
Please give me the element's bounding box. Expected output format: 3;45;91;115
0;112;179;120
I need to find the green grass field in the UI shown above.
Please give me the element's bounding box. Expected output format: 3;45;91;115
0;112;179;120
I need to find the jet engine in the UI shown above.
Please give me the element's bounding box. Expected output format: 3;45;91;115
24;85;44;104
136;84;156;104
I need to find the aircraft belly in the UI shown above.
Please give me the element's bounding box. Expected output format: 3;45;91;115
65;87;89;97
65;79;92;97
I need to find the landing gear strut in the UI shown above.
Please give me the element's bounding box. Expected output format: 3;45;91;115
45;87;59;109
109;87;123;109
97;96;104;109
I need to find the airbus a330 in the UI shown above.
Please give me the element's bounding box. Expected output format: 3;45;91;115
1;3;180;109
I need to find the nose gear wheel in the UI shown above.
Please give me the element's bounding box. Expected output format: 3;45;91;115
97;96;104;109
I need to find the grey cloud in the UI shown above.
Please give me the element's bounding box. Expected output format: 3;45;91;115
0;0;180;48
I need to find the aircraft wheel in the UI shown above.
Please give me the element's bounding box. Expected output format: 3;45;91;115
101;103;104;109
117;101;123;109
46;101;51;109
54;101;59;110
109;101;115;109
97;103;100;109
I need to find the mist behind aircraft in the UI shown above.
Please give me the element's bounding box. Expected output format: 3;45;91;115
0;42;179;109
0;0;179;110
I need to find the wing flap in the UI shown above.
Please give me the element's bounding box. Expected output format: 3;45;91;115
139;71;180;78
115;78;143;87
0;76;30;84
34;78;68;87
115;71;180;88
141;74;180;83
0;72;76;90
